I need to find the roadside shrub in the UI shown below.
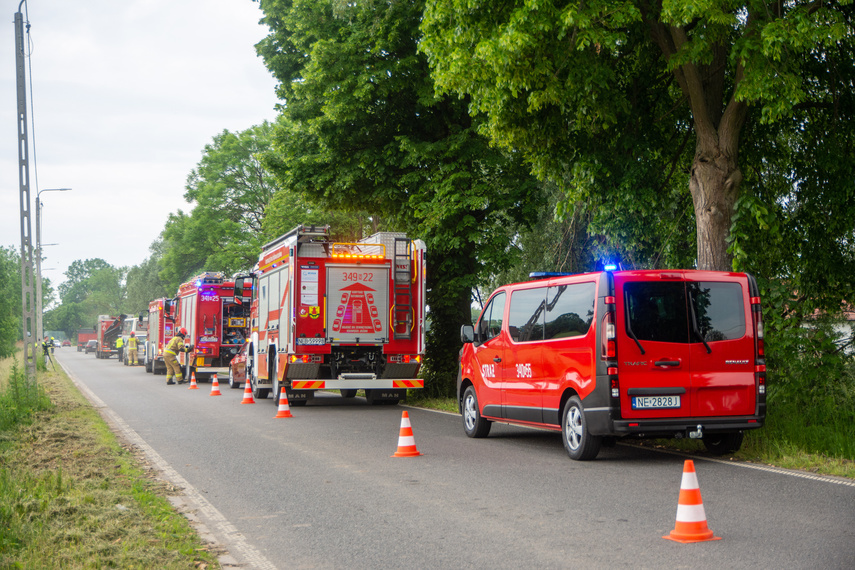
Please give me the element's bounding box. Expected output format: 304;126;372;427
0;363;52;431
764;319;855;459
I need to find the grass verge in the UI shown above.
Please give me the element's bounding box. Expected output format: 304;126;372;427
0;353;221;569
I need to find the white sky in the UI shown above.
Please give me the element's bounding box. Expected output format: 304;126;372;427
1;0;279;293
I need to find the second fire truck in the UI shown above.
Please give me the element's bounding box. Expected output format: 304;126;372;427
173;272;251;381
234;224;427;405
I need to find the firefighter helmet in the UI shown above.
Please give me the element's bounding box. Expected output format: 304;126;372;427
130;331;135;337
178;327;188;337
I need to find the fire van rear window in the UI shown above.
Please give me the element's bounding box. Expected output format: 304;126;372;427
624;281;745;344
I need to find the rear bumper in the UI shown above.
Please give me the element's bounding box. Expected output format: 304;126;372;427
590;412;764;438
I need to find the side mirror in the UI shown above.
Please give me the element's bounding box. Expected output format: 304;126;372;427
460;325;474;344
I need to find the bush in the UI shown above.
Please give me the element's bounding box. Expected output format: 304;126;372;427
0;363;52;431
764;319;855;459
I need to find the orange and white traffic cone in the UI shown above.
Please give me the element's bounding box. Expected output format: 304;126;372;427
209;373;222;396
274;387;293;418
663;460;721;543
391;411;422;457
187;372;199;390
241;378;255;404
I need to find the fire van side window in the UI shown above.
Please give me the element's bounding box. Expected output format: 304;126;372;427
690;282;746;341
477;292;506;343
508;288;546;342
544;282;596;340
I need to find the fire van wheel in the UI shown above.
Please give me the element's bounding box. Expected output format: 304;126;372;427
340;389;357;398
702;432;744;455
462;386;491;438
561;396;602;461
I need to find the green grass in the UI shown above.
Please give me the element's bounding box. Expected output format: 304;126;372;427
0;353;221;569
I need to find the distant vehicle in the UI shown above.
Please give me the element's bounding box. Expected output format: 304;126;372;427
228;342;250;390
77;328;97;352
84;339;98;354
61;340;71;347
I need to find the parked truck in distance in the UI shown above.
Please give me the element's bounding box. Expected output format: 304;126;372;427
76;328;97;352
145;298;174;375
96;315;125;359
120;316;149;365
234;224;427;406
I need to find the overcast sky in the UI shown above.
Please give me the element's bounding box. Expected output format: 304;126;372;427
1;0;279;294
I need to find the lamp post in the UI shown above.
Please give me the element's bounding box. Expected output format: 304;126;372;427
35;188;71;350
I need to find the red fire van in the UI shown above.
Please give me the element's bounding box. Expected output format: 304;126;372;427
458;269;766;460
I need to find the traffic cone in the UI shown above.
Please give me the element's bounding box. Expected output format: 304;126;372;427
187;371;199;390
209;373;222;396
391;411;422;457
240;378;255;404
663;460;721;543
274;387;293;418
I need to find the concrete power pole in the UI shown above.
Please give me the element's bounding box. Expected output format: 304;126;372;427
15;3;38;379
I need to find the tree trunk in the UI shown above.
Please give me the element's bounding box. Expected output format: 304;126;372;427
689;140;742;271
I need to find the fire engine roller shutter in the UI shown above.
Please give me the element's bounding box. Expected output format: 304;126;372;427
326;264;389;344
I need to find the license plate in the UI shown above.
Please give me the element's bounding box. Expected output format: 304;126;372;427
632;395;681;409
296;337;326;345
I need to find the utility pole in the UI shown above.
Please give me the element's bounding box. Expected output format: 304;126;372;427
15;2;38;378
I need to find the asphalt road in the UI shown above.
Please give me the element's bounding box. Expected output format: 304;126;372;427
54;348;855;569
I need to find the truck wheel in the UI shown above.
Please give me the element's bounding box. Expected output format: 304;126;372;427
561;396;601;461
702;432;744;455
462;386;491;438
251;377;270;400
228;367;242;389
365;389;400;405
145;358;152;373
340;389;357;398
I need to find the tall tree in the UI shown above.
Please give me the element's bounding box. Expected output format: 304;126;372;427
255;0;541;396
58;258;113;303
160;123;282;290
420;1;855;271
0;246;22;357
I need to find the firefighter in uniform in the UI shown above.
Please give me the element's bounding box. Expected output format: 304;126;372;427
116;336;123;361
126;331;140;366
164;328;193;385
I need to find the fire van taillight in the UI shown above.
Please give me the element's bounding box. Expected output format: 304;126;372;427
602;297;619;399
602;298;616;359
751;296;766;395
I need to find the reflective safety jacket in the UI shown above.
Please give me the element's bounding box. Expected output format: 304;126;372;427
165;335;189;355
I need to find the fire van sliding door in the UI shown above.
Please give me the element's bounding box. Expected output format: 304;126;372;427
326;265;389;344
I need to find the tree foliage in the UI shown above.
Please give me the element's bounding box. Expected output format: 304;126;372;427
0;247;22;358
420;0;855;272
159;124;282;290
255;0;542;395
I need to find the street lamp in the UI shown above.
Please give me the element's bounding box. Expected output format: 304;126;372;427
35;187;71;349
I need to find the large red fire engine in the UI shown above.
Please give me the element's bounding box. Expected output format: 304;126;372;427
173;272;250;381
234;225;427;405
144;298;174;375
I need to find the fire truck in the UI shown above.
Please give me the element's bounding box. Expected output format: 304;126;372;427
96;315;125;359
173;272;251;381
234;225;427;406
145;298;174;375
